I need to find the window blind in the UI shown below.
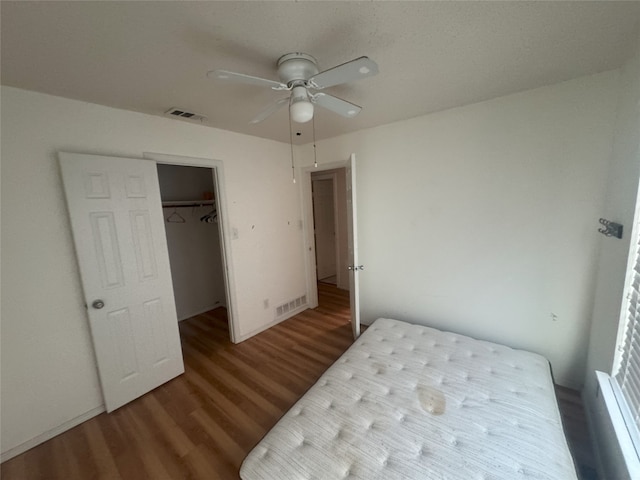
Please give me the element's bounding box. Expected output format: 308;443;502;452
615;234;640;441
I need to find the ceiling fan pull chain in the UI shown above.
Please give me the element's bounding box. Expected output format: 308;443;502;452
312;114;318;168
289;104;296;184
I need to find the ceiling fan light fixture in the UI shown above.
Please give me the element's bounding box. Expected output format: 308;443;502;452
289;86;314;123
290;100;313;123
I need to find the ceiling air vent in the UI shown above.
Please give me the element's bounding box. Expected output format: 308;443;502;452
165;107;207;123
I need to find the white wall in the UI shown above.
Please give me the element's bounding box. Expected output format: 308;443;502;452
583;28;640;478
158;165;226;320
298;70;620;388
0;87;307;456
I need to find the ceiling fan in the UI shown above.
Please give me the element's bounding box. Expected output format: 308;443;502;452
208;53;378;124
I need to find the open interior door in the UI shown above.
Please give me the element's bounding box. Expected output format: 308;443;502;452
59;152;184;412
346;153;361;338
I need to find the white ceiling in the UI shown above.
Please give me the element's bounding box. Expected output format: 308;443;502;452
2;1;640;145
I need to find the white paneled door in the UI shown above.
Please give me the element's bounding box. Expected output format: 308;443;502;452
346;153;361;339
59;152;184;412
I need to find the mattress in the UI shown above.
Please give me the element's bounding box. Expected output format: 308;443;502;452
240;318;577;480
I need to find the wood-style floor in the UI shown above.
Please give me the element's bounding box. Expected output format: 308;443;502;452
556;386;599;480
2;283;597;479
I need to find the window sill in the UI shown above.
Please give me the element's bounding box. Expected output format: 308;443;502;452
596;370;640;479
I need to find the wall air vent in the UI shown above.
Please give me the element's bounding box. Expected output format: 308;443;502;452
275;295;308;319
165;107;207;123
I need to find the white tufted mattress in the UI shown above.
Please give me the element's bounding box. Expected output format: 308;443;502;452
240;318;578;480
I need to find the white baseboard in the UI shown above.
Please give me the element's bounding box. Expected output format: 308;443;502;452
1;405;105;463
234;305;309;343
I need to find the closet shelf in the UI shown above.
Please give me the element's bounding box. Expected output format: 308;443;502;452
162;200;215;208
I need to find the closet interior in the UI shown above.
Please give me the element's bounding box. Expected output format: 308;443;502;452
157;164;228;327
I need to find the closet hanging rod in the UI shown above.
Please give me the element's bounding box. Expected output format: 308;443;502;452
161;200;216;208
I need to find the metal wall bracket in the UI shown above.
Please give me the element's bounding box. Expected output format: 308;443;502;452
598;218;623;239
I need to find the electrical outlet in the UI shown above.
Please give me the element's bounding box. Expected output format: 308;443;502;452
263;299;269;309
551;312;558;322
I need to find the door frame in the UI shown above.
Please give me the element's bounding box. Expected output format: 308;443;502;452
301;160;350;309
143;152;239;343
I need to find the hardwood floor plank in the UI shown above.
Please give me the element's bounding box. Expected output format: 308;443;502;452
190;408;247;466
48;436;75;479
240;336;322;387
215;348;299;404
58;436;85;479
183;360;268;438
555;386;599;480
182;443;234;480
57;424;101;478
183;343;284;418
0;452;26;479
83;419;122;478
123;405;186;479
139;395;196;458
196;396;258;451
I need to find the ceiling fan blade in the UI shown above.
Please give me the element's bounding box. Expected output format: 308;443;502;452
312;92;362;118
307;56;378;90
249;96;289;124
207;69;287;90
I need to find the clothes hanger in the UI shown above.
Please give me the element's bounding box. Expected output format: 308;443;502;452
200;207;217;223
166;208;186;223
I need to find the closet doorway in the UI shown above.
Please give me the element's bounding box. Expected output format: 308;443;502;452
157;164;229;329
60;151;236;411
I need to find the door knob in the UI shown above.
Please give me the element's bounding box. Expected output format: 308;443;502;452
92;300;105;309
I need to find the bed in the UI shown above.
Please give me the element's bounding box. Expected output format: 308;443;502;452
240;318;578;480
